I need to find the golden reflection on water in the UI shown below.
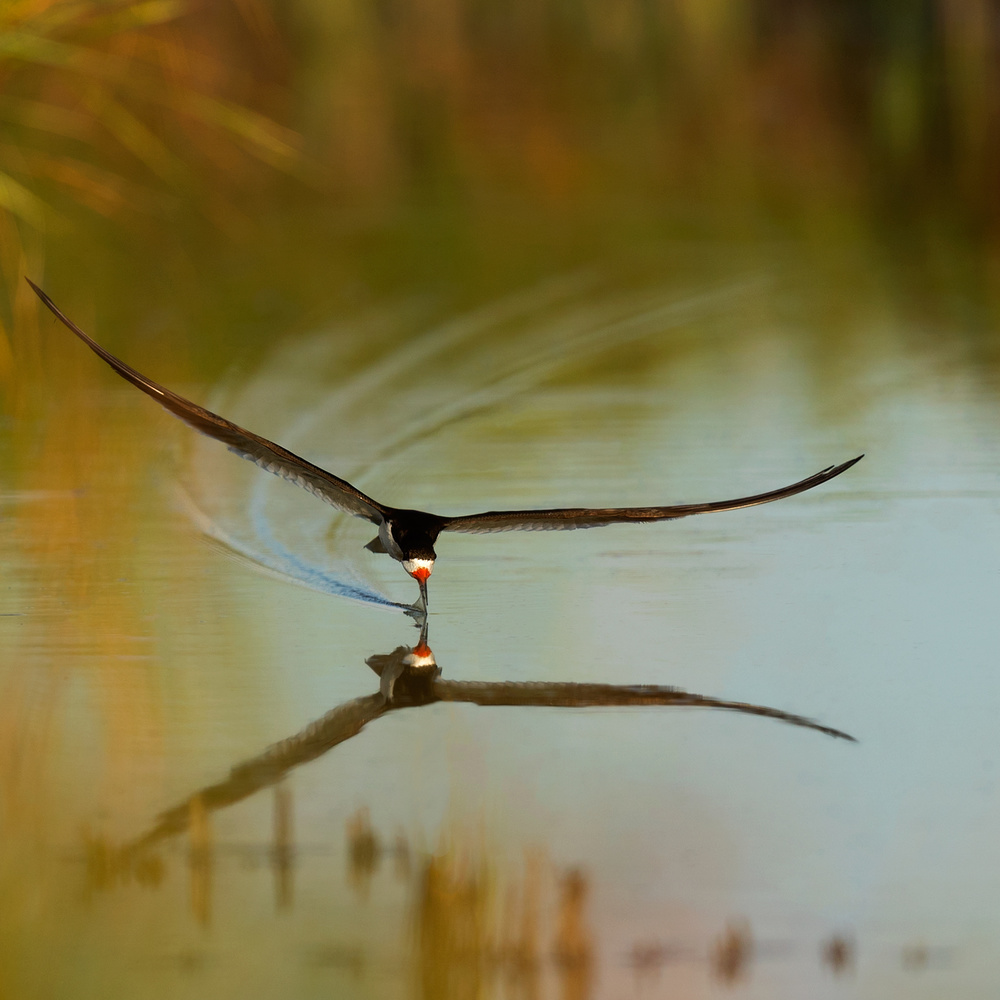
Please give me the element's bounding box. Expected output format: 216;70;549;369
3;362;255;828
4;387;158;844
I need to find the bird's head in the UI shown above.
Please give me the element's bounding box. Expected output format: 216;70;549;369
402;548;435;611
391;513;441;609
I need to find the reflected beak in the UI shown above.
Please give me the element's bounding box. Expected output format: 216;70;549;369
409;565;430;611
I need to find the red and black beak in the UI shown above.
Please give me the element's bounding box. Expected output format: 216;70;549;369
409;564;430;611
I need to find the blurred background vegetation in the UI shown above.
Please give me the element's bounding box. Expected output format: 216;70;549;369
1;0;999;397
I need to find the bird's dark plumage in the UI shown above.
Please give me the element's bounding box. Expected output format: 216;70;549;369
27;280;386;525
29;279;862;608
438;458;862;533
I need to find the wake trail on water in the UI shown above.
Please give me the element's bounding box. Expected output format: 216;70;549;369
176;486;408;610
179;272;761;608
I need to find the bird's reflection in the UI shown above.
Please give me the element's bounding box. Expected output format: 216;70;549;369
122;623;853;863
91;621;856;946
82;629;856;995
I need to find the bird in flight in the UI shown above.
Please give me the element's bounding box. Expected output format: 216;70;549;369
29;280;862;612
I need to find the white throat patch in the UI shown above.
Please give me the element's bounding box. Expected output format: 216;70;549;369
403;558;434;577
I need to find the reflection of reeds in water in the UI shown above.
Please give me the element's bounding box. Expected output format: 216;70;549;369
346;806;415;901
188;794;212;927
416;847;495;999
711;919;753;985
413;841;595;1000
821;933;853;976
81;825;164;895
347;806;380;899
552;868;593;1000
629;918;860;988
500;850;541;985
900;942;954;971
76;805;919;994
272;782;293;910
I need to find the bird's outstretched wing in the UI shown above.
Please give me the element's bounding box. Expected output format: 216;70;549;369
441;456;863;533
28;280;387;524
131;692;389;849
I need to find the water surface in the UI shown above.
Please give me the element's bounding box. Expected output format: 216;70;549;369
2;260;999;999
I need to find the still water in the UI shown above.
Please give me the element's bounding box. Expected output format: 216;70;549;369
3;260;999;998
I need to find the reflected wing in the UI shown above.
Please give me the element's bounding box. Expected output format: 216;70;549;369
441;457;863;533
29;281;386;524
431;680;855;741
129;692;389;848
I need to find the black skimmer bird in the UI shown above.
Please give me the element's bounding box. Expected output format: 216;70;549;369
29;280;862;612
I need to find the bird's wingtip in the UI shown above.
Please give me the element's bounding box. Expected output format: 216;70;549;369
830;729;858;743
834;454;864;474
25;277;53;310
